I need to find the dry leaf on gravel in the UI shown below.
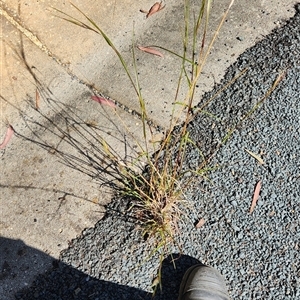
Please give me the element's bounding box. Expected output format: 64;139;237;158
140;1;165;18
195;218;205;228
0;125;14;149
250;180;262;214
269;210;275;217
137;46;163;57
245;148;265;165
91;96;116;108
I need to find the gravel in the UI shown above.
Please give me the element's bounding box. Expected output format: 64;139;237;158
16;4;300;300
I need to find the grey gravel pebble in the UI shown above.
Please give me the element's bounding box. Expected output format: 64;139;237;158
16;4;300;300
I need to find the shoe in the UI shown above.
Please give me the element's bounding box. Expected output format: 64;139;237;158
178;264;230;300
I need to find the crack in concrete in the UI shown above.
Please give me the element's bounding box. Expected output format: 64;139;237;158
0;1;67;69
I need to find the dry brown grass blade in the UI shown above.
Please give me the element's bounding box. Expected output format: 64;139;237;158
91;95;116;108
245;149;265;165
250;180;262;214
144;1;165;18
35;89;40;109
0;125;14;149
195;218;205;228
137;46;164;57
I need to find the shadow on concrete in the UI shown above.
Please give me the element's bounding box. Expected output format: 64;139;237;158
2;30;144;195
0;236;201;299
2;87;141;194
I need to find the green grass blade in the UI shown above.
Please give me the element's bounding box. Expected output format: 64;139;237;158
56;3;140;98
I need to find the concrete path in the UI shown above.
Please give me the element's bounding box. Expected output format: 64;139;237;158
0;0;298;298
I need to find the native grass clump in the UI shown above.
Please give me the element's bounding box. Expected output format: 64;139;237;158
53;0;236;255
51;1;286;291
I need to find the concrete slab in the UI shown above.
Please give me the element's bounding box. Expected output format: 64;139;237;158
1;0;298;130
1;0;153;267
0;0;299;298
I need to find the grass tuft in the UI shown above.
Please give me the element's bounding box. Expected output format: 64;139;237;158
49;0;282;291
52;0;237;274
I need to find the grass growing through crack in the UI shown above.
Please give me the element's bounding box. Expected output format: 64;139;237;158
48;0;285;292
52;0;236;278
52;1;300;292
